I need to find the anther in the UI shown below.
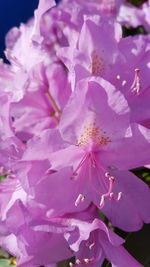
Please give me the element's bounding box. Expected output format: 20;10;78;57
109;192;114;199
84;259;90;263
89;243;95;250
116;75;120;80
130;68;141;94
117;192;122;201
109;176;115;182
105;172;111;178
100;195;105;207
105;172;115;182
69;262;73;267
76;259;81;264
122;80;127;86
75;194;85;207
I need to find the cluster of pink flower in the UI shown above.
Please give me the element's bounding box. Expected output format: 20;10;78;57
0;0;150;266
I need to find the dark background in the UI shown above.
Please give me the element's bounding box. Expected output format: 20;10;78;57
0;0;60;59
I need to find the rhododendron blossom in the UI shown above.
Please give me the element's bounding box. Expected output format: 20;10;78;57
0;0;150;266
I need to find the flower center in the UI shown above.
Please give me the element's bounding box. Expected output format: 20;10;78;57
77;122;111;149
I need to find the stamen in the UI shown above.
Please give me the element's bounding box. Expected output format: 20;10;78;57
122;80;127;87
105;173;115;184
86;240;95;250
76;259;81;264
99;172;116;208
100;195;105;207
69;262;73;267
117;192;122;201
71;154;88;180
84;258;90;263
89;155;107;195
75;194;85;207
116;75;120;80
105;172;115;181
89;242;95;250
109;192;114;199
89;154;116;205
109;176;115;182
130;68;141;94
71;150;122;210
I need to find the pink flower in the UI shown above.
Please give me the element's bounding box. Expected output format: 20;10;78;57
141;0;150;31
32;0;56;44
58;16;122;89
58;16;150;92
5;21;50;75
0;0;150;265
58;17;150;126
117;1;145;27
10;62;71;141
32;205;142;266
0;200;73;267
22;77;150;231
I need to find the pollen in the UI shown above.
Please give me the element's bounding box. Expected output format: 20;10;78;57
89;50;105;76
77;122;111;147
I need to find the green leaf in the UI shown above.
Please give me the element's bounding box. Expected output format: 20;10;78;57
0;175;7;182
126;0;147;7
0;259;14;267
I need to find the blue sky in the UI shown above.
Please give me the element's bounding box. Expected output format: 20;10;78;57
0;0;60;59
